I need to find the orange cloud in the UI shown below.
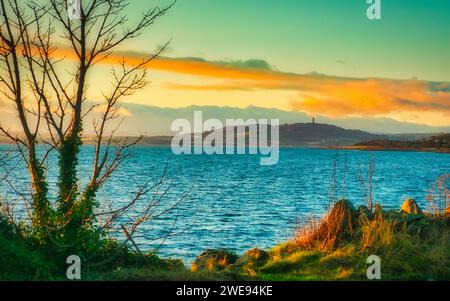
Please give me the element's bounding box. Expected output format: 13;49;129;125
293;79;450;117
49;47;450;119
162;82;254;91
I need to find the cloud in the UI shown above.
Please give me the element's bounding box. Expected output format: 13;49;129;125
162;82;254;91
48;47;450;120
291;79;450;117
214;59;273;71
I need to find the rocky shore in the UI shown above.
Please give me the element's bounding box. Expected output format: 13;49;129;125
190;199;450;280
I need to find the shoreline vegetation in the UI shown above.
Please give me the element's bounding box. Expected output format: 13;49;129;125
2;198;449;281
336;133;450;153
331;146;450;154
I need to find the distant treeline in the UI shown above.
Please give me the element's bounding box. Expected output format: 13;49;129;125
356;133;450;150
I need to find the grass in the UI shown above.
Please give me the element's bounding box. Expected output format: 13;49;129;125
254;231;449;281
242;200;450;281
258;249;365;281
90;268;249;281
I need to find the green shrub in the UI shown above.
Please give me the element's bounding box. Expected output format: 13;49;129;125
0;216;57;280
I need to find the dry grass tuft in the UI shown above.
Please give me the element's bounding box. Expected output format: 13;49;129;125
294;200;357;251
360;206;396;251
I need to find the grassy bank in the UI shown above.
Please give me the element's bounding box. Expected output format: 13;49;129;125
188;199;450;281
0;214;188;280
1;199;449;281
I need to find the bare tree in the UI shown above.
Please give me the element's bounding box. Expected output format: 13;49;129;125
0;0;53;235
0;0;175;249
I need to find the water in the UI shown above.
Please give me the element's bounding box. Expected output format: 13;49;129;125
1;146;449;264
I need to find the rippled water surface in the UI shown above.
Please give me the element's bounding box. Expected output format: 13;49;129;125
1;146;449;263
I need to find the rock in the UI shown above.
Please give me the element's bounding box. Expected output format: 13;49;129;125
407;219;431;237
313;199;358;247
245;248;270;265
231;248;269;270
327;199;358;234
403;213;425;225
191;249;238;272
401;198;423;215
331;199;358;220
357;205;373;220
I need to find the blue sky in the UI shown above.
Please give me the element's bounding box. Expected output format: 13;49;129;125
127;0;450;81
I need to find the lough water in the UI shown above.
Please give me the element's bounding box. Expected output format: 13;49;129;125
1;146;449;263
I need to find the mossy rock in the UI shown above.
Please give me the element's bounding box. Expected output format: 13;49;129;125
406;217;435;238
231;248;270;270
403;213;426;225
192;249;238;272
357;205;373;221
246;248;270;262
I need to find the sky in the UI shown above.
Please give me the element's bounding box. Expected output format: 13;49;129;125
128;0;450;81
2;0;450;133
97;0;450;128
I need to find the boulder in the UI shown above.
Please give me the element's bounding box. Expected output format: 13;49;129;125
313;199;358;248
401;198;423;215
246;248;270;264
403;213;425;225
327;199;358;234
407;219;431;237
191;249;238;272
357;205;373;220
231;248;270;270
330;199;358;220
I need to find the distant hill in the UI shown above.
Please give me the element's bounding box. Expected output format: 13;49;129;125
135;122;385;147
278;123;384;146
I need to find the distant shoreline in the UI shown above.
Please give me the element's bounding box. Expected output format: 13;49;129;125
2;140;450;154
329;145;450;154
